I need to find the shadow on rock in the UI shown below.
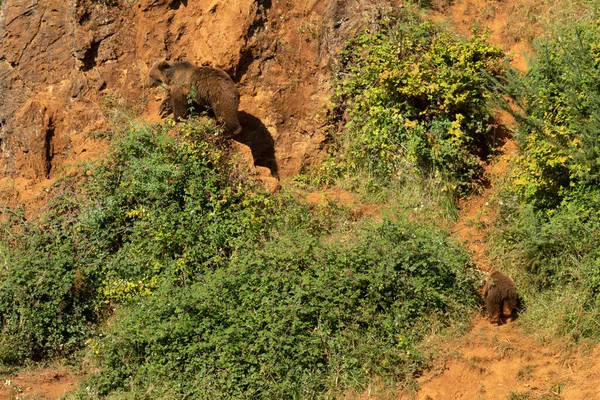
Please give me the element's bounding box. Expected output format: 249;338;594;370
170;0;188;9
234;111;278;178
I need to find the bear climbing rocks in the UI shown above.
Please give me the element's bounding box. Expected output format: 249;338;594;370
145;60;242;135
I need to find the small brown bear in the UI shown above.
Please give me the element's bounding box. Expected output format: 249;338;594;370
144;60;242;135
481;271;518;325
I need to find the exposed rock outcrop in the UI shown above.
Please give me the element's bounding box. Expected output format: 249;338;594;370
0;0;402;195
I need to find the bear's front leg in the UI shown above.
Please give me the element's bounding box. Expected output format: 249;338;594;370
171;89;188;121
158;96;173;117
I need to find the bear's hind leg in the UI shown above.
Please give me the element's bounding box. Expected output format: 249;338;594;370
212;102;241;136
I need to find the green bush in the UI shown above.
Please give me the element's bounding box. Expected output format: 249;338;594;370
0;182;102;363
0;120;272;364
79;219;479;399
329;9;506;194
499;21;600;210
0;118;480;397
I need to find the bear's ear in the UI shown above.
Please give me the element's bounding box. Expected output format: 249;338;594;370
481;282;489;297
157;60;172;71
161;61;177;82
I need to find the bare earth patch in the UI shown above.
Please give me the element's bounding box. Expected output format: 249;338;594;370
416;318;600;399
0;368;79;400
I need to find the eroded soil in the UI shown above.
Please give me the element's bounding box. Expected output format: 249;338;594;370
416;318;600;399
0;368;78;400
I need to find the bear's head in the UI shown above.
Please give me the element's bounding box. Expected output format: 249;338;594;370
144;60;173;88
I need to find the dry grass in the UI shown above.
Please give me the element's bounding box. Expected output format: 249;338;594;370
502;0;598;44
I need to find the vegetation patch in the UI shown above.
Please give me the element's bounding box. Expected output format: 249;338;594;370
499;21;600;210
0;120;479;397
325;8;506;195
0;120;268;364
491;20;600;342
81;220;479;399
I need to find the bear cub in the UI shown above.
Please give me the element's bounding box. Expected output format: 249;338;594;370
481;271;518;325
145;60;242;135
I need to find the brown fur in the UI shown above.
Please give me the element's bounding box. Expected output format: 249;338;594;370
145;60;241;135
481;271;518;325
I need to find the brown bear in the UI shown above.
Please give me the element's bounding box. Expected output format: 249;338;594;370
144;60;242;135
481;271;518;325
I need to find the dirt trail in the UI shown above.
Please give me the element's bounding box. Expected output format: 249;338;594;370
451;131;516;273
416;318;600;399
0;368;78;400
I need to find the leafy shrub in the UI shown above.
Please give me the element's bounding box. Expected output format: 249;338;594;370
329;9;506;194
0;117;480;397
0;182;102;363
79;219;479;399
0;120;271;364
499;22;600;210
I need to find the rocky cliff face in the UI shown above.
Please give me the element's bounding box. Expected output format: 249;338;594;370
0;0;399;197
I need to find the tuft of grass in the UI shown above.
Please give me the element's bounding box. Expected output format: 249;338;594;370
516;365;536;381
507;393;531;400
502;0;598;45
101;91;146;129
